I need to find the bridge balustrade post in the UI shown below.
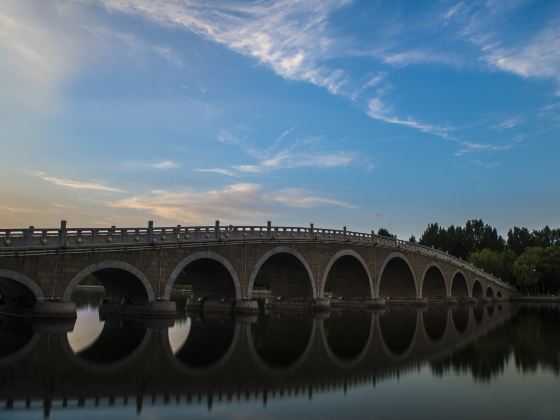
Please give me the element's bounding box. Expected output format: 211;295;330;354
343;226;347;240
175;224;181;241
24;226;34;246
215;220;220;239
148;221;154;243
58;220;67;247
267;220;272;239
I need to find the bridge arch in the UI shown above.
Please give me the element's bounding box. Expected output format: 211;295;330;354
451;305;470;334
248;246;316;299
166;317;241;375
0;269;44;308
62;261;155;303
0;319;40;368
496;291;503;300
472;280;483;299
486;286;494;299
420;263;448;299
62;321;151;371
164;251;241;300
450;270;469;299
378;308;419;359
321;311;374;368
320;249;373;298
421;307;449;344
473;305;484;324
377;252;418;299
247;314;316;374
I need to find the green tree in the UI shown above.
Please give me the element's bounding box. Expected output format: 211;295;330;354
539;245;560;293
377;228;394;238
532;226;557;248
469;248;516;285
420;220;504;260
470;249;502;277
507;227;534;255
513;247;544;292
419;223;445;250
500;249;517;285
408;235;417;243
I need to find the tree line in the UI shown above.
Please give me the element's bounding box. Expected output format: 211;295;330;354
375;221;560;294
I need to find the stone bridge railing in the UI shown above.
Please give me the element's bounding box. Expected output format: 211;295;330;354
0;220;514;291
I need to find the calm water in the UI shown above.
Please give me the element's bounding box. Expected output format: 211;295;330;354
1;291;559;420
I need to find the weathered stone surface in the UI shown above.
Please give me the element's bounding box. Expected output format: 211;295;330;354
0;240;514;319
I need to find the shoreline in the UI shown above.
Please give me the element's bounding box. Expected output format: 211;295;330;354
510;296;560;302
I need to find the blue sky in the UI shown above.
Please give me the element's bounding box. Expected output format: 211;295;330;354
1;0;559;238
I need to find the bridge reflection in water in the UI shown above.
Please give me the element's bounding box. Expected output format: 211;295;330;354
0;296;524;419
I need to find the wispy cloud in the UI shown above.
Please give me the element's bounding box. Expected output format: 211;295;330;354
382;50;461;68
106;183;354;223
367;97;452;139
367;96;516;157
100;0;351;94
492;115;523;131
217;129;240;145
200;127;360;176
123;160;180;171
98;0;528;159
87;26;181;65
483;19;560;94
232;165;262;174
33;172;124;193
0;204;38;214
269;188;357;209
253;149;357;172
106;183;266;223
195;168;238;177
148;160;179;169
444;3;560;94
454;142;512;156
539;102;560;126
362;72;386;91
470;159;500;169
198;149;359;176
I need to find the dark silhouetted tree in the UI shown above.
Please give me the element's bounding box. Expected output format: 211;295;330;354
507;227;534;255
377;228;394;238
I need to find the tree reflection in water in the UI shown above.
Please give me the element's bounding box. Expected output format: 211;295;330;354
431;305;560;381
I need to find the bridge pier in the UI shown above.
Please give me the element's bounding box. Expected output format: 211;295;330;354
454;297;478;305
32;301;77;319
99;299;176;317
186;298;259;314
423;297;457;305
385;297;429;306
329;297;386;309
265;297;331;312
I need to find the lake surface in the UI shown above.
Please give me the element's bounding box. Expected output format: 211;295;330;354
1;290;559;420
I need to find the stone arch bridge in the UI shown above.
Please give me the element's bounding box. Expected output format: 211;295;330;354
0;221;515;317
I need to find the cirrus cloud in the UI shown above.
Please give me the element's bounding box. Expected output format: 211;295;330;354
105;183;356;224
